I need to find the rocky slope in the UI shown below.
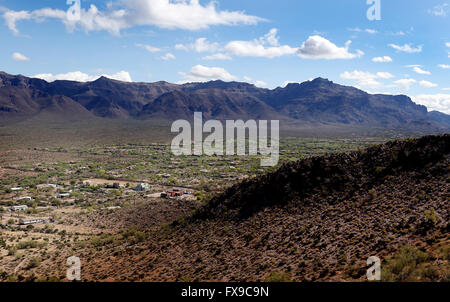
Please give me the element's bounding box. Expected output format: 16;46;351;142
36;134;449;282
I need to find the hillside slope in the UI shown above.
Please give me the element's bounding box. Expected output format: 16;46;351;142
43;135;449;282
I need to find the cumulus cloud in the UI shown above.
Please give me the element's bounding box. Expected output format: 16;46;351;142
202;53;232;60
12;52;30;61
419;80;438;88
340;70;394;88
179;65;237;82
412;94;450;114
394;78;416;90
3;0;264;35
3;6;126;36
388;43;423;53
407;66;431;75
160;53;176;60
33;70;132;82
438;64;450;69
136;43;161;53
225;28;297;58
372;56;392;63
297;36;364;59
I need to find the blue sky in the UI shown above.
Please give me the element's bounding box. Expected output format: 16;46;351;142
1;0;449;113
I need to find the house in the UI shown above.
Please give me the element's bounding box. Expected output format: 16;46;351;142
11;187;22;192
57;191;72;198
11;205;28;212
37;184;57;189
15;196;32;201
167;191;182;198
134;183;151;192
19;218;46;225
105;206;121;210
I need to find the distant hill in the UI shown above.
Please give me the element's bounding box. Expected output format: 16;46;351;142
0;71;449;132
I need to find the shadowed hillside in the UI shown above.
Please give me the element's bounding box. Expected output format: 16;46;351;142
196;134;450;220
41;135;449;282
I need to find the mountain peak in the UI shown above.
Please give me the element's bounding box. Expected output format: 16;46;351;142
310;77;333;85
93;76;111;82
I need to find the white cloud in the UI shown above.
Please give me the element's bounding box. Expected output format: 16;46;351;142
348;28;378;34
33;70;132;82
412;94;450;114
12;52;30;61
365;29;377;34
136;43;161;53
372;56;392;63
394;78;416;90
3;10;32;35
3;0;265;35
419;80;438;88
410;66;431;75
202;53;232;60
224;31;363;60
179;65;237;82
297;36;364;59
428;3;449;17
340;70;394;88
175;44;189;51
438;64;450;69
225;28;297;58
243;76;267;87
388;43;423;53
177;38;220;53
160;53;176;60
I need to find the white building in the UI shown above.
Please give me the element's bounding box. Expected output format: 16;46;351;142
11;205;28;211
134;183;151;192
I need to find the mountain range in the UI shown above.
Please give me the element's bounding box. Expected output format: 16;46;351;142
1;71;449;131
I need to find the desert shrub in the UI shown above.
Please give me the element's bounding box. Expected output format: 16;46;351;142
264;271;291;282
7;246;17;256
121;227;146;244
17;240;46;249
416;208;438;234
27;257;41;269
382;246;434;282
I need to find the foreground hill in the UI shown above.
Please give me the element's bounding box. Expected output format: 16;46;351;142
1;72;449;132
42;134;449;282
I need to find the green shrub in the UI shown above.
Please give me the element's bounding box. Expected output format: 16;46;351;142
382;246;432;282
264;271;291;282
